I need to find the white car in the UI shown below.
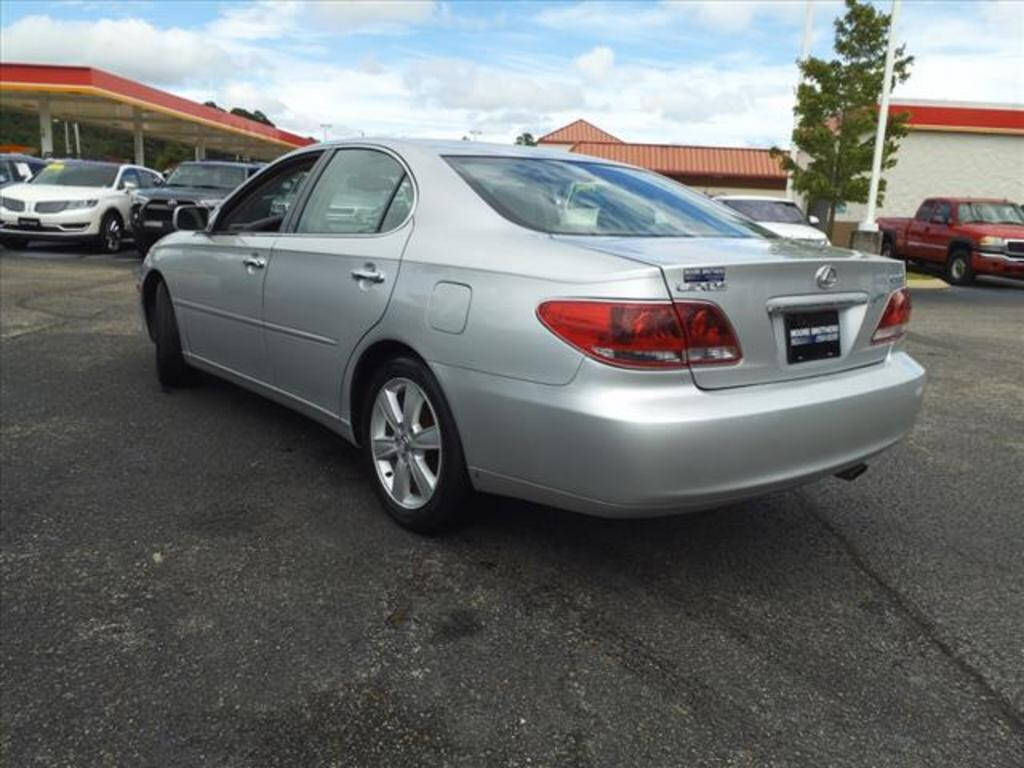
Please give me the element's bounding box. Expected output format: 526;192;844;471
715;195;830;244
0;160;164;253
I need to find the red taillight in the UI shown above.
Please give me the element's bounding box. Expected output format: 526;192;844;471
673;302;742;365
872;288;912;344
537;300;741;369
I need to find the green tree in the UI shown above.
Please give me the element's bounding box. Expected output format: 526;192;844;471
514;132;536;146
772;0;913;236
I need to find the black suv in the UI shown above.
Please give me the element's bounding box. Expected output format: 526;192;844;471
130;161;261;255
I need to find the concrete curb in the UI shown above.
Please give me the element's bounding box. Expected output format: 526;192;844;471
906;276;950;290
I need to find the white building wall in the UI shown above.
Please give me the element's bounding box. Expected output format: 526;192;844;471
838;130;1024;222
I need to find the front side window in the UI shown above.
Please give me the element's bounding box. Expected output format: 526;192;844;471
119;169;141;189
720;199;807;224
296;149;409;235
446;156;770;238
217;153;320;233
32;162;118;187
167;164;248;190
914;202;934;222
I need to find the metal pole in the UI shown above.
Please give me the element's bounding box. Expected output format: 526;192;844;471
38;96;54;157
860;0;900;232
786;0;814;200
64;120;71;155
133;108;145;166
73;122;81;157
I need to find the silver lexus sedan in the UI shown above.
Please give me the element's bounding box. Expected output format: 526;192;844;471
140;139;925;532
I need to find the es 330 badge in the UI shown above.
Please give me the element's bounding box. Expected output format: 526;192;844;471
677;267;727;292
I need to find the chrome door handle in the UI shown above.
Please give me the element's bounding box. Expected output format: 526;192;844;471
351;265;385;284
242;255;266;270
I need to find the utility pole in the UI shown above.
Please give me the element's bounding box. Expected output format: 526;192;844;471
860;0;901;232
786;0;814;201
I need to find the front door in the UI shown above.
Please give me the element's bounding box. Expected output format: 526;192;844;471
262;148;415;415
173;152;322;383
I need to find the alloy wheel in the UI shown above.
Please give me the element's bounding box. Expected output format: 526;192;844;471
105;217;122;252
369;377;442;510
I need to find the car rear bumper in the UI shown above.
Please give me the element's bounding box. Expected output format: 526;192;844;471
434;350;926;517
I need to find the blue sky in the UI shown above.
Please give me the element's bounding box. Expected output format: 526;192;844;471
2;1;1021;147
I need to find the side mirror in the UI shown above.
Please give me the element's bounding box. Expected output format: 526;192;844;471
122;180;138;191
173;205;210;231
808;214;820;225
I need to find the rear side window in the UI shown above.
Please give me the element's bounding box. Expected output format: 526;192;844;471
446;156;769;238
296;149;410;235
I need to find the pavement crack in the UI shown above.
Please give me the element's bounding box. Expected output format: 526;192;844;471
812;509;1024;732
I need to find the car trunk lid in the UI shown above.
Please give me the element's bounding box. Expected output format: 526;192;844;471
553;235;906;390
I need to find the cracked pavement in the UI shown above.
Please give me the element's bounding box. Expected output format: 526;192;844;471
1;251;1022;766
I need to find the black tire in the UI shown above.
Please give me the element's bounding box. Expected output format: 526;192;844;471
361;356;472;533
1;237;29;250
95;210;124;254
880;236;897;260
946;247;974;286
153;280;195;387
135;234;157;258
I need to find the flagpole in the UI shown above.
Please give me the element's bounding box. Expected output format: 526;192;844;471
860;0;901;232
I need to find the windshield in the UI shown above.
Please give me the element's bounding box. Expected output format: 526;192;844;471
31;162;118;187
957;201;1024;225
166;164;248;190
446;156;772;238
720;199;807;224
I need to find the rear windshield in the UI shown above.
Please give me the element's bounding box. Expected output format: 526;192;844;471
446;156;771;238
720;198;807;224
32;162;118;187
166;163;248;190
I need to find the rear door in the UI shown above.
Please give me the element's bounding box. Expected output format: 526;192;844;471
262;147;414;414
171;151;322;383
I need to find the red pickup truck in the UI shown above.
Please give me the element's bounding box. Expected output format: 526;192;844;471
878;198;1024;285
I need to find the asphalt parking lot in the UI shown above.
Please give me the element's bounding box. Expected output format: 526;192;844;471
1;248;1022;767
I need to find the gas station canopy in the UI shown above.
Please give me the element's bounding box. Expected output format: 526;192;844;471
0;62;314;163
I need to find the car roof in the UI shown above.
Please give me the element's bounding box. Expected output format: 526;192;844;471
176;160;261;168
927;197;1016;204
715;195;796;203
0;153;45;162
306;137;630;164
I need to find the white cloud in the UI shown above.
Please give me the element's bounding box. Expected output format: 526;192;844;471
0;15;232;85
575;46;615;80
312;0;438;33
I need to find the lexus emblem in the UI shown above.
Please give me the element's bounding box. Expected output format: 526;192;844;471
816;265;838;290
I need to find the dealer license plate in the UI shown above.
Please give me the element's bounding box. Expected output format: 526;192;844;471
785;310;840;364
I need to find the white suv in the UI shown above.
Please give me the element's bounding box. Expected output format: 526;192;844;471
0;160;164;253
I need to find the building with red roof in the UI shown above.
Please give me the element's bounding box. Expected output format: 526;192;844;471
537;119;787;196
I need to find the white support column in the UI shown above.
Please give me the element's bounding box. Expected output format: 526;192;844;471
194;138;206;161
73;123;82;157
133;108;145;166
860;0;901;232
38;97;54;157
64;121;71;155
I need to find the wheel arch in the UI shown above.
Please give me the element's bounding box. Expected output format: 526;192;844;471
141;269;165;341
347;339;429;446
947;238;973;258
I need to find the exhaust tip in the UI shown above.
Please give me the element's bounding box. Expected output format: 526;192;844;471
834;463;868;482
